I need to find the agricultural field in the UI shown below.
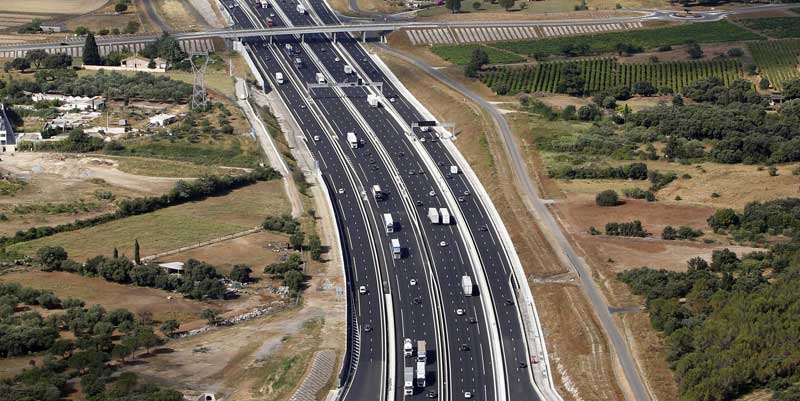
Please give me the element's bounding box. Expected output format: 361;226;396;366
431;44;526;65
432;21;761;62
748;39;800;90
480;58;742;95
739;17;800;39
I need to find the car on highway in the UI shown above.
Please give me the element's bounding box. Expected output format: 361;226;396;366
439;241;447;247
457;196;465;202
270;12;275;17
463;190;471;196
359;285;366;294
408;170;415;175
429;190;435;197
459;344;470;351
363;324;372;332
518;361;527;368
410;279;417;286
456;308;465;316
338;188;344;194
416;200;423;206
426;390;437;398
478;225;488;231
313;135;320;141
464;391;473;399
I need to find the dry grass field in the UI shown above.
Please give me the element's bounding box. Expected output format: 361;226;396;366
0;0;107;14
8;180;290;260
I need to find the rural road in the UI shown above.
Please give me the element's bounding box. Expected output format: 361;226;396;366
374;43;653;401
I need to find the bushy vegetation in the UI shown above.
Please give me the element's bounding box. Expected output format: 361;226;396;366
480;58;742;95
36;69;192;101
623;187;655;201
662;225;703;240
0;283;181;400
604;220;648;237
595;189;621;206
262;214;301;234
549;162;648;180
708;198;800;241
264;253;307;294
618;230;800;401
627;77;800;164
0;168;280;247
430;44;525;66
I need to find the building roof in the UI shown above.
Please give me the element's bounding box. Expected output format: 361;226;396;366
122;55;151;63
158;262;184;271
149;113;177;122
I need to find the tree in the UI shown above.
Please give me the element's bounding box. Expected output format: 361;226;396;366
5;58;31;72
308;234;323;261
133;239;141;264
784;79;800;100
230;265;253;283
82;32;101;66
42;53;73;69
26;49;49;69
577;103;600;121
472;1;481;9
672;94;684;107
445;0;462;13
123;21;140;34
112;342;132;363
290;230;305;250
113;247;119;259
707;208;739;231
632;81;657;96
662;226;677;240
284;269;305;293
37;246;68;271
556;62;584;96
134;327;161;355
596;190;620;207
74;26;90;36
159;319;180;337
115;2;129;12
685;40;703;59
498;0;515;10
201;308;220;325
561;105;577;120
758;77;771;91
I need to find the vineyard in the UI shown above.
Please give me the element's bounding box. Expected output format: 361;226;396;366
739;17;800;39
480;58;743;95
748;39;800;90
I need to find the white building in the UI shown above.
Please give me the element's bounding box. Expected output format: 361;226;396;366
32;93;105;111
0;104;15;153
158;262;184;274
121;56;168;71
149;113;177;127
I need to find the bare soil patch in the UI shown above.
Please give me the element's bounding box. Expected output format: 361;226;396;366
535;283;625;401
153;0;211;31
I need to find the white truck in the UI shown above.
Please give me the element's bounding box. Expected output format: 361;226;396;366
404;338;413;357
259;0;269;8
462;275;474;296
450;165;459;174
315;72;326;84
371;185;383;201
391;238;401;260
416;361;426;387
439;208;451;225
427;208;440;224
367;94;379;108
296;3;307;14
404;366;414;395
284;43;293;55
346;132;358;148
344;65;354;74
417;340;426;362
275;72;284;85
383;213;394;234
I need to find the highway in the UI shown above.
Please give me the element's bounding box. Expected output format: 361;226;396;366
225;0;549;400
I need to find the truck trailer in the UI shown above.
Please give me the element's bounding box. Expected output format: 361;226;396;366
371;185;383;201
416;361;426;387
383;213;394;234
367;94;380;108
417;340;426;362
346;132;358;148
427;208;440;224
344;65;354;74
391;239;401;260
296;4;307;14
439;208;451;225
462;275;474;296
404;366;414;395
404;338;413;357
259;0;269;7
315;72;326;84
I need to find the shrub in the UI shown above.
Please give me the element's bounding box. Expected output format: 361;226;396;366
605;220;648;237
596;190;620;206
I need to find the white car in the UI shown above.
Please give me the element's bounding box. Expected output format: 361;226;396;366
313;135;320;141
429;190;436;197
420;137;427;143
456;308;465;316
335;56;341;62
359;285;366;294
410;279;417;286
439;241;447;247
464;392;472;399
270;12;275;17
338;188;344;194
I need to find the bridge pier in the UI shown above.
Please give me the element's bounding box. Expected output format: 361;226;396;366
361;31;366;42
301;33;305;43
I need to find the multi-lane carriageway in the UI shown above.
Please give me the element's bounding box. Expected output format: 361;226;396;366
226;0;541;400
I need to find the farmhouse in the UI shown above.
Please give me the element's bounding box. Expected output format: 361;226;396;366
149;113;178;127
32;93;106;111
0;104;16;153
121;56;168;71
